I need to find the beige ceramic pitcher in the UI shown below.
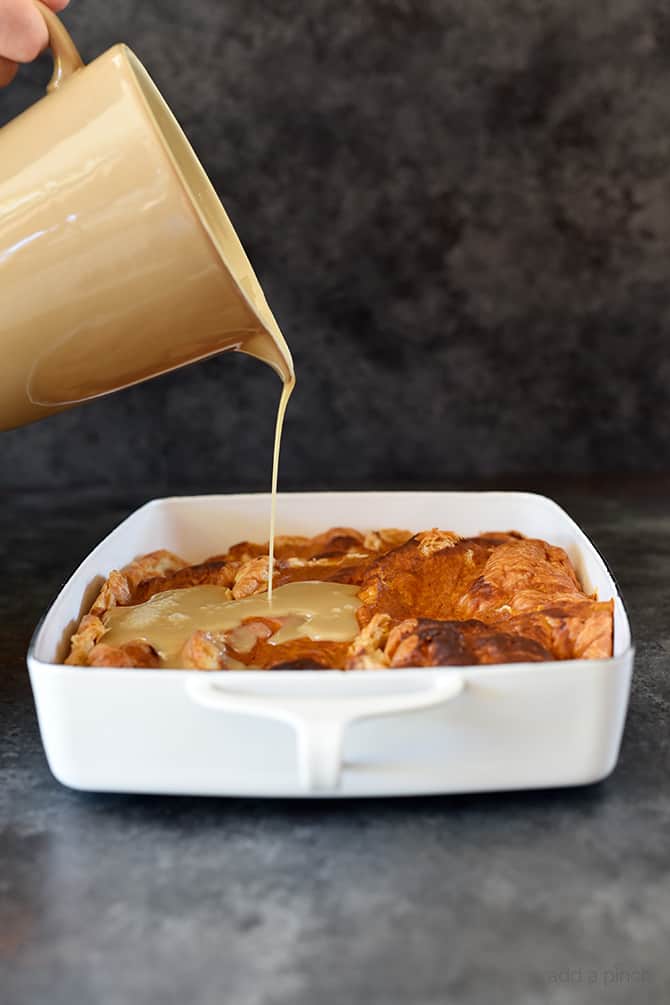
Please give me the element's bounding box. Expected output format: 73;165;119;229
0;1;293;430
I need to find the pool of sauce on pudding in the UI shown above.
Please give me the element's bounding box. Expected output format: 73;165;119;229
101;580;360;669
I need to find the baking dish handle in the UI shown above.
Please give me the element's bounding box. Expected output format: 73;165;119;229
185;674;465;793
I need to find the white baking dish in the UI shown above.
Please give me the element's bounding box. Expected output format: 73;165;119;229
27;492;633;797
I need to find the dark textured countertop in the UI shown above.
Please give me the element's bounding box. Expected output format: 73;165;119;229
1;480;669;1005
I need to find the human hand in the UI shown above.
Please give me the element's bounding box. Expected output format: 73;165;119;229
0;0;70;86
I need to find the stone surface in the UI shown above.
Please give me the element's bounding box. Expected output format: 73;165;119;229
1;1;670;489
1;480;669;1004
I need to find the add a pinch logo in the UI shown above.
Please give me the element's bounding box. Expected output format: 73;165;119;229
548;968;651;985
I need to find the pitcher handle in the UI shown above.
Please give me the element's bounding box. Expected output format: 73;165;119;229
34;1;84;92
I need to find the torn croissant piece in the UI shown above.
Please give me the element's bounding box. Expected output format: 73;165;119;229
180;626;349;671
181;629;231;670
384;618;554;667
89;569;133;618
454;538;590;620
355;531;509;626
122;550;189;590
257;639;351;670
491;601;615;661
382;598;614;667
273;553;372;589
65;526;613;669
130;561;235;606
65;551;188;664
232;556;276;599
87;640;161;669
345;613;392;669
208;528;369;565
65;613;107;666
363;528;414;553
180;619;281;670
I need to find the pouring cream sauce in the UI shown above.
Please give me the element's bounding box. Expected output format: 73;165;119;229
267;375;294;601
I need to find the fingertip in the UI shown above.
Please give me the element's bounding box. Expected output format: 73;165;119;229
16;34;48;64
5;3;49;62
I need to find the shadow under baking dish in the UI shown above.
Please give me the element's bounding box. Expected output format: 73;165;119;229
27;491;634;798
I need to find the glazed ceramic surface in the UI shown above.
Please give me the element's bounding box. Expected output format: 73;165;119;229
28;492;634;797
0;3;292;430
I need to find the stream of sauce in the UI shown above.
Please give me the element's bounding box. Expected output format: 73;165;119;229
267;376;295;602
101;581;360;668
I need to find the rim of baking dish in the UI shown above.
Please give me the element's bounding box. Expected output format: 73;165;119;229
26;491;635;673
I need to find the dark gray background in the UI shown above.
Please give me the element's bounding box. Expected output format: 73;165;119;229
2;0;669;492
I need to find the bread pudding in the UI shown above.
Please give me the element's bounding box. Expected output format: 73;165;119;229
65;527;613;670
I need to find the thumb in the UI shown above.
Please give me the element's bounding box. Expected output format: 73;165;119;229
0;0;49;63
